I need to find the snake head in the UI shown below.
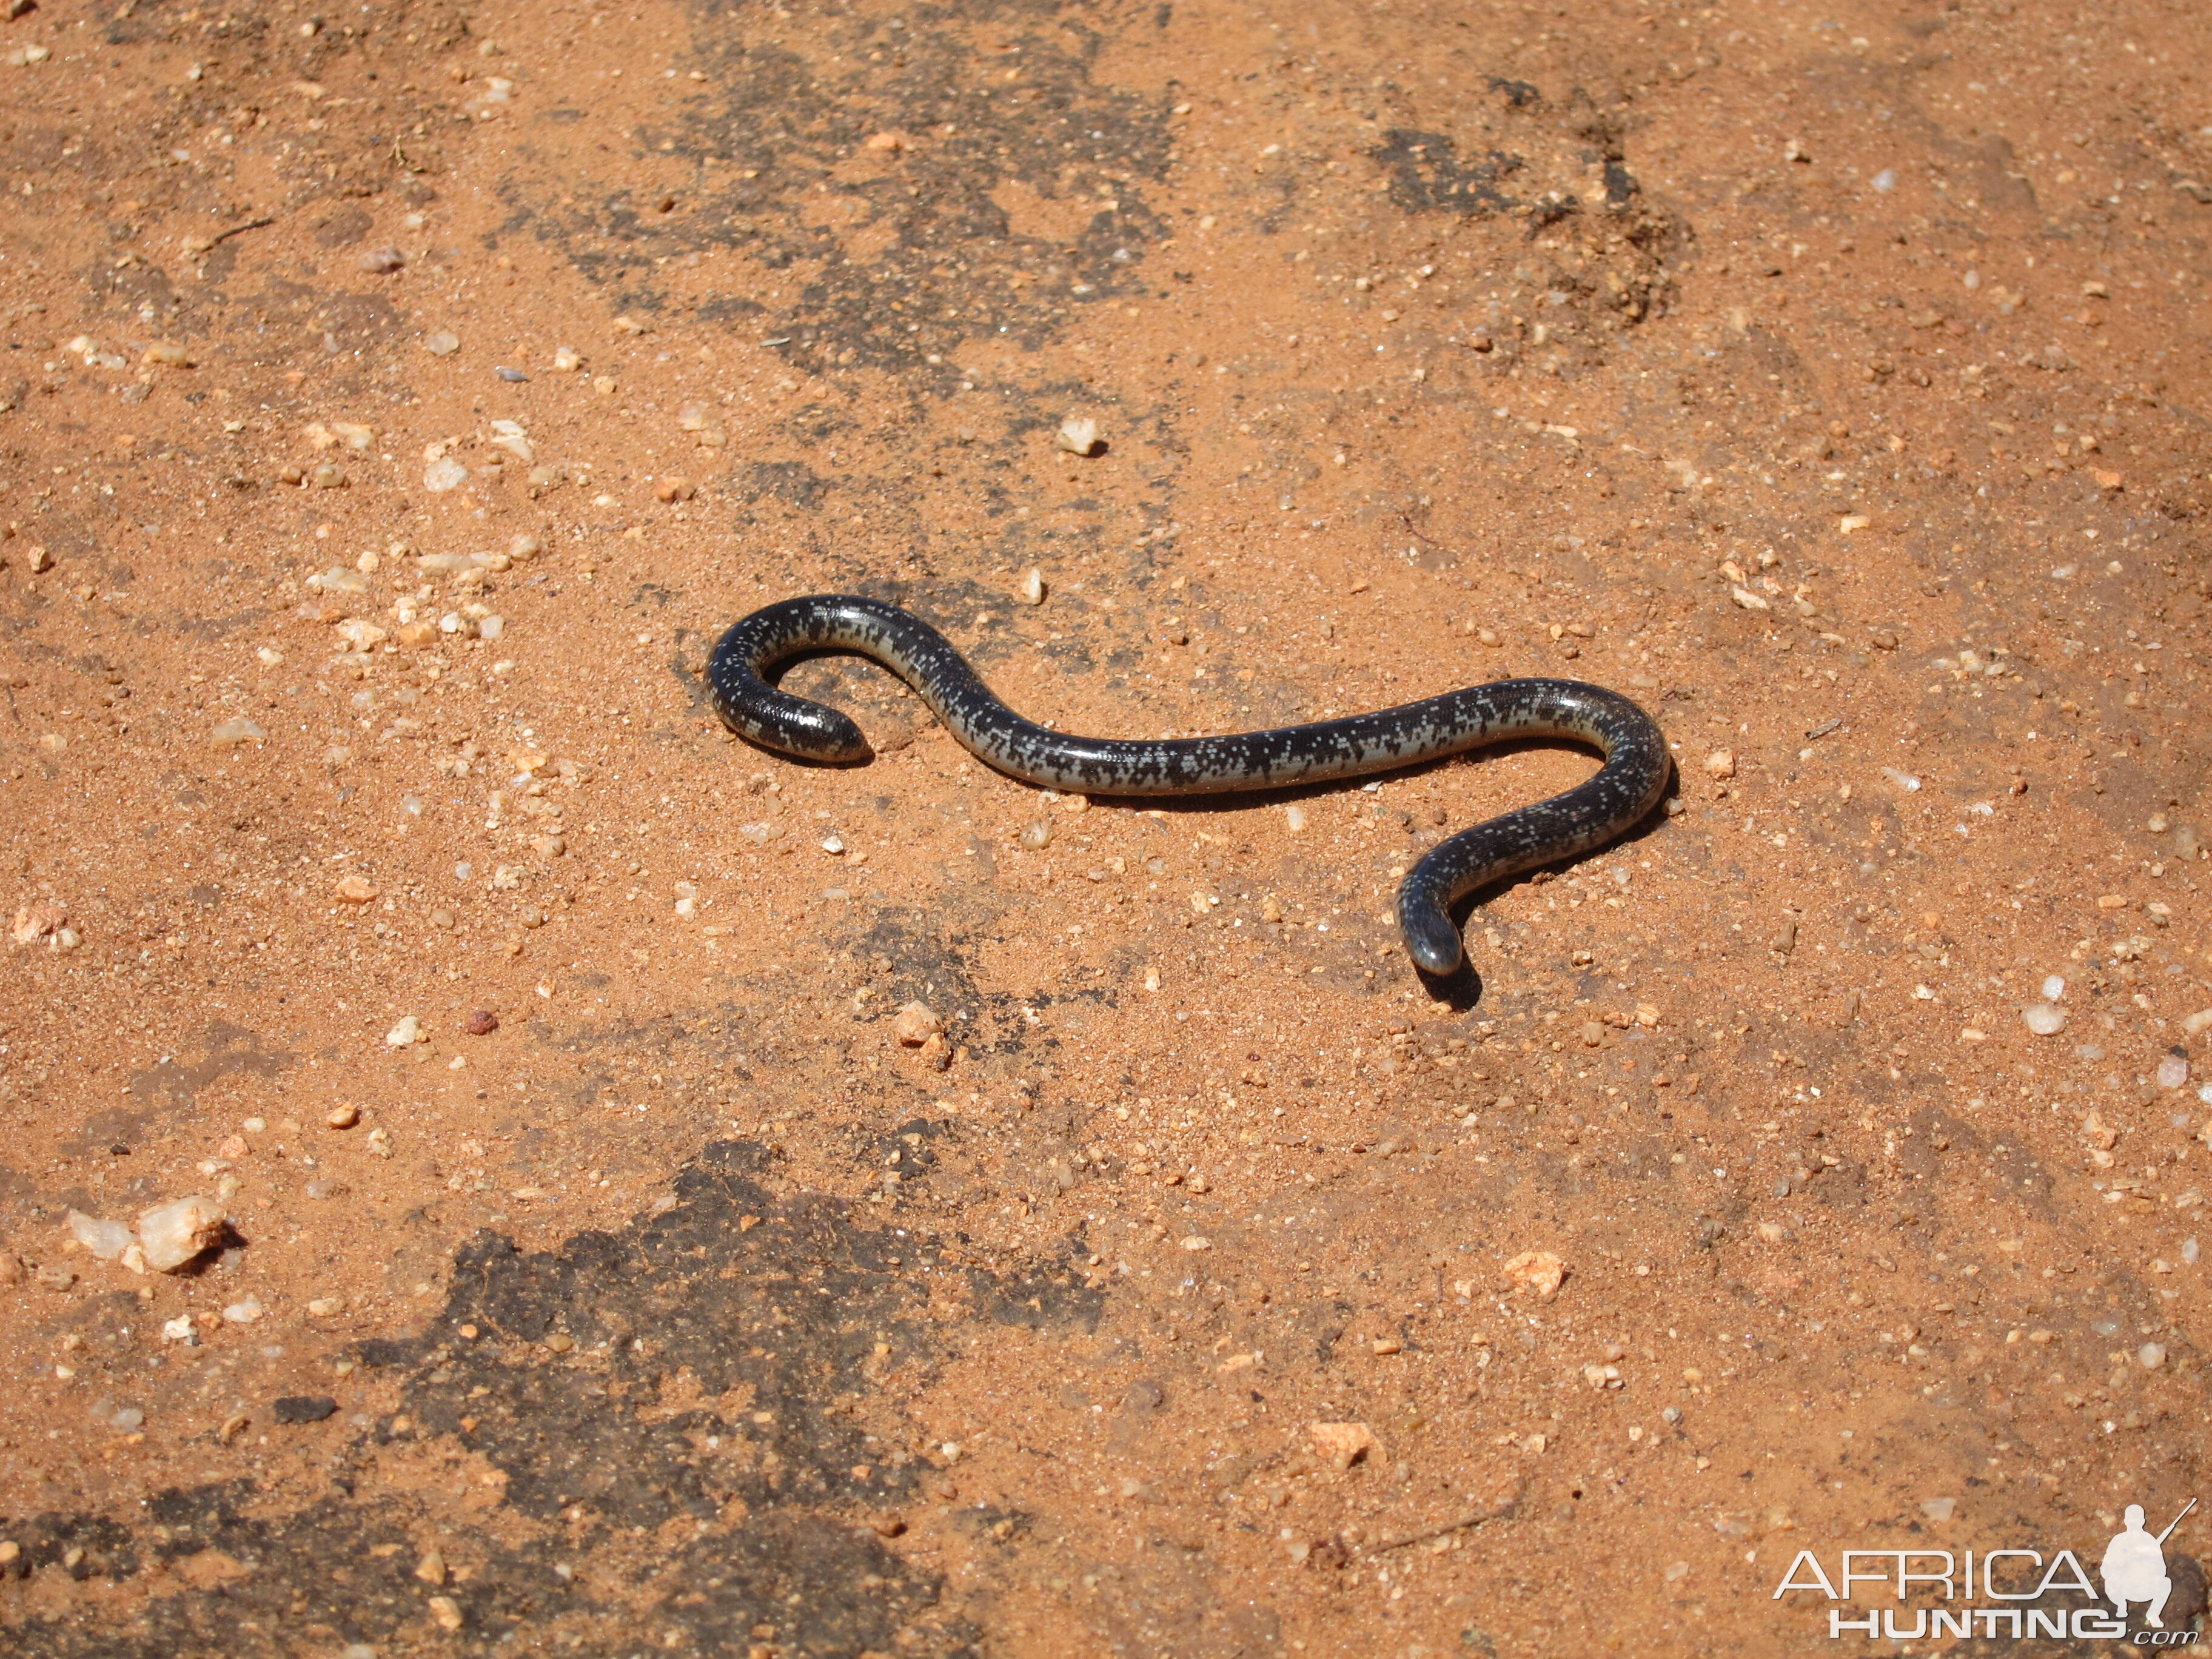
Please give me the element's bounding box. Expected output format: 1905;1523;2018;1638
1396;891;1466;977
728;687;873;765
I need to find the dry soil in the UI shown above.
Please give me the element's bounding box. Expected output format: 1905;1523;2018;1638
3;0;2211;1654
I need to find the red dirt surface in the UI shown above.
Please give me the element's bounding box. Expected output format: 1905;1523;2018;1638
3;0;2210;1652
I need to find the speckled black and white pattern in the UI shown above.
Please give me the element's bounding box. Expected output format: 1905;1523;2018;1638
709;596;1672;976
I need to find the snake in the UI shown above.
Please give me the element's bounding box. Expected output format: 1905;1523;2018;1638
707;595;1671;977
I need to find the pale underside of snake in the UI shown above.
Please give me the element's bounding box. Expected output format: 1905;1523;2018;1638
708;595;1672;977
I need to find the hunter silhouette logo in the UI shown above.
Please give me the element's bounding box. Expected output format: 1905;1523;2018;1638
1773;1496;2202;1644
2103;1500;2196;1629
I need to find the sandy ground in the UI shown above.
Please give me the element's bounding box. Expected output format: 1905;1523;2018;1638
3;0;2211;1652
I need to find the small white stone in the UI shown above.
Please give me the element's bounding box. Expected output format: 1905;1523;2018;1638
221;1296;264;1324
160;1315;198;1345
551;346;582;372
423;456;469;492
424;330;461;357
2137;1342;2167;1370
2021;1003;2066;1037
892;1002;942;1045
209;716;267;746
1920;1497;1957;1523
1054;415;1101;456
1703;749;1737;779
2157;1054;2189;1090
1018;819;1051;850
334;619;387;649
136;1195;226;1272
67;1210;132;1261
2043;975;2067;1002
386;1014;424;1048
1284;805;1307;833
1019;567;1045;606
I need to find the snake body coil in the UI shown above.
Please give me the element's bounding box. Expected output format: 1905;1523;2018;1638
708;595;1670;976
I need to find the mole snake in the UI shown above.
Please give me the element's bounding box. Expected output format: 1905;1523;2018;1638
708;595;1670;976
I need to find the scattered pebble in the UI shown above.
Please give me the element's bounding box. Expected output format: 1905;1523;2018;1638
424;330;461;357
1019;820;1052;850
11;899;65;945
551;346;582;371
2137;1342;2167;1370
136;1195;225;1272
892;1002;942;1045
1920;1497;1957;1523
496;366;529;383
386;1014;424;1048
221;1296;264;1324
1703;749;1737;780
333;874;378;905
1054;416;1102;456
2157;1054;2189;1090
326;1104;361;1129
358;245;405;273
209;717;267;746
1019;567;1046;605
273;1395;338;1424
67;1210;132;1261
415;1549;447;1586
159;1315;196;1345
1179;1235;1212;1252
1501;1250;1566;1299
1310;1421;1375;1471
2021;1004;2066;1036
428;1595;464;1632
465;1010;500;1036
423;456;469;492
